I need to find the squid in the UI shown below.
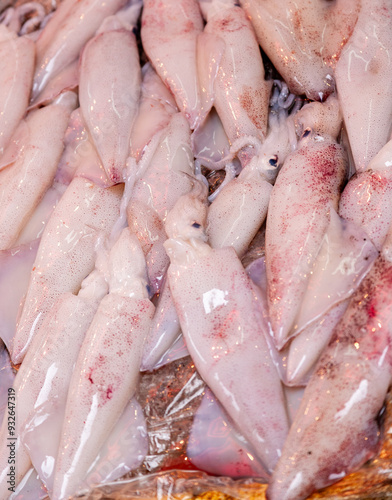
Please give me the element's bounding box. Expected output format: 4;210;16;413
0;24;34;155
32;0;128;100
141;0;204;130
188;389;269;479
0;267;108;498
240;0;360;100
164;184;290;473
265;96;347;348
0;91;77;251
127;112;195;294
200;0;272;167
79;15;142;184
335;0;392;173
267;251;392;500
53;229;154;500
130;63;178;162
11;177;123;364
339;138;392;250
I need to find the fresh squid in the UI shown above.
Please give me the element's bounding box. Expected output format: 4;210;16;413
141;0;204;130
0;91;77;251
240;0;360;100
164;184;290;473
335;0;392;173
130;64;178;161
339;138;392;250
79;16;141;184
53;229;154;500
32;0;128;100
267;250;392;500
265;97;347;348
200;0;272;167
0;25;34;155
11;177;123;364
127;112;195;293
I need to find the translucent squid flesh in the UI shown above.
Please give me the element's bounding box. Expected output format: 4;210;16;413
79;26;141;184
187;389;269;479
53;229;154;500
32;0;127;100
0;275;106;498
0;239;38;352
267;254;392;500
11;177;123;364
240;0;360;100
0;91;77;251
127;112;195;293
164;187;290;473
130;63;178;162
202;3;272;166
266;99;347;348
335;0;392;173
339;138;392;250
141;0;204;130
0;25;34;155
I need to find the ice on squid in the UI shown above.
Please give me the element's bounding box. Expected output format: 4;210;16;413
11;177;123;364
164;185;290;473
0;25;34;155
335;0;392;173
127;112;195;293
188;389;269;479
339;138;392;250
267;253;392;500
0;240;38;351
201;0;272;167
130;64;178;162
265;97;347;348
79;21;141;184
32;0;128;100
0;91;77;251
53;229;154;500
240;0;359;100
141;0;204;130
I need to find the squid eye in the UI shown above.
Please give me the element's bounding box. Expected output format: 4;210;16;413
192;222;201;228
302;128;311;139
269;155;278;167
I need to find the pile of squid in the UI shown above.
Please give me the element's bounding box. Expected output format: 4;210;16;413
0;0;392;498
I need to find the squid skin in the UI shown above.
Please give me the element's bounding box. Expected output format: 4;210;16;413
32;0;127;100
339;138;392;250
164;189;290;473
0;91;77;251
265;99;347;349
0;277;106;499
127;113;195;294
130;64;178;162
141;0;204;130
53;230;154;500
0;26;35;155
11;177;123;364
335;0;392;173
203;4;272;166
79;28;141;184
267;254;392;500
240;0;359;100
